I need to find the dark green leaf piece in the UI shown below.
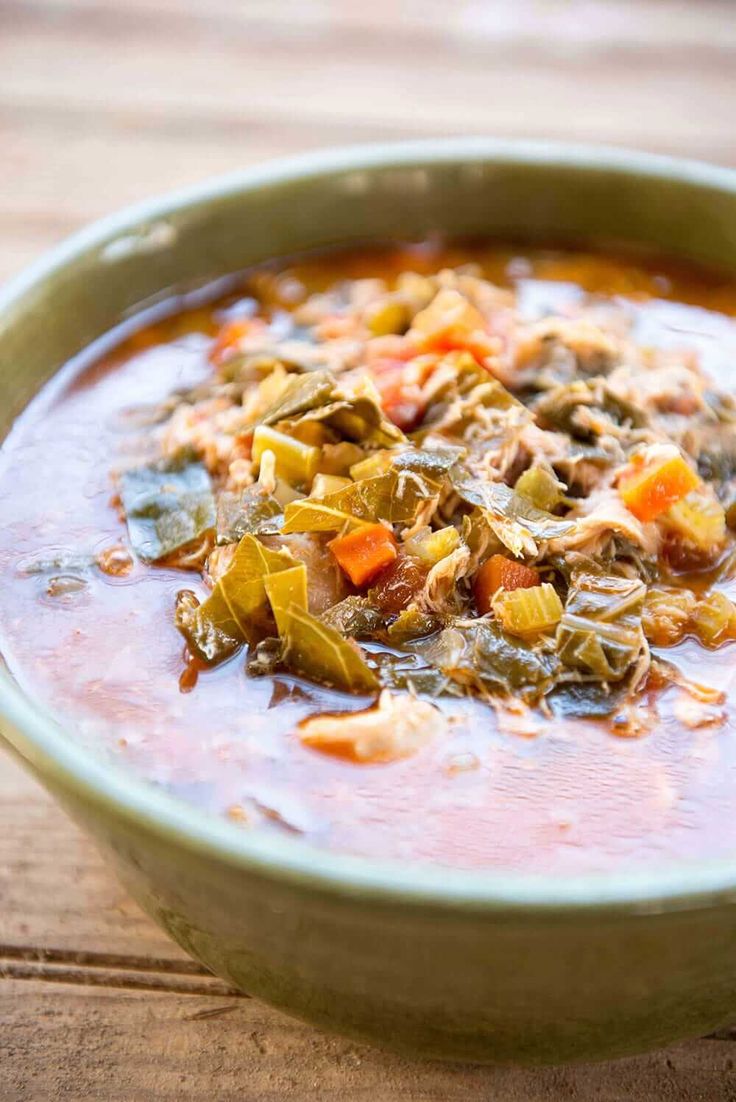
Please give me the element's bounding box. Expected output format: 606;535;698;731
319;465;440;527
413;618;559;702
175;534;294;664
259;370;336;426
556;570;646;682
547;679;631;719
277;603;379;694
216;485;282;544
321;596;385;639
449;463;574;553
534;380;647;440
120;456;215;563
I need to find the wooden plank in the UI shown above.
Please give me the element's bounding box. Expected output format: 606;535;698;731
0;752;185;959
0;2;734;153
2;977;736;1102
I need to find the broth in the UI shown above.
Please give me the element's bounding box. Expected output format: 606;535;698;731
2;242;736;873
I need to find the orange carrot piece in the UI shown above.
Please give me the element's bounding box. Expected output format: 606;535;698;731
474;554;540;615
619;454;699;523
329;524;398;588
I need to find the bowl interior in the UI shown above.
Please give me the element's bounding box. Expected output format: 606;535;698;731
4;139;736;909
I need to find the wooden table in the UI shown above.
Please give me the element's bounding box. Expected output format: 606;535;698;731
2;2;736;1096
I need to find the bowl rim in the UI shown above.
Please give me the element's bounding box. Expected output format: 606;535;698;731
4;135;736;915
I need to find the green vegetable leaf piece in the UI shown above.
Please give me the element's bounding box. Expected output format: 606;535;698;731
321;596;385;638
450;463;574;555
534;380;647;440
386;605;439;644
281;499;362;534
259;370;336;426
556;571;646;682
264;563;308;635
175;534;294;664
392;445;465;481
414;618;558;702
327;394;406;448
267;372;405;449
276;603;379;694
120;456;216;563
320;465;440;527
547;679;631;719
373;650;465;697
216;485;282;544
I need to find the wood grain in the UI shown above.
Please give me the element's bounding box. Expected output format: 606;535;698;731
4;970;736;1102
2;1;736;1097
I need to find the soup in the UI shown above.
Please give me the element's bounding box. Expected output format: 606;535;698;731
3;242;736;874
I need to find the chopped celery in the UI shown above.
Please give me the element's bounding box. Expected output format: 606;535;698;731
349;450;393;481
642;586;696;647
404;525;460;565
660;491;726;552
252;424;320;486
514;467;565;512
691;590;736;646
310;473;352;498
272;478;304;508
492;582;563;637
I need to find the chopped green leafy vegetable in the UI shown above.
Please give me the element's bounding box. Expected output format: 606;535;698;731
175;534;295;664
450;463;574;555
320;596;385;638
216;485;282;544
119;456;215;563
274;603;379;693
413;618;559;701
259;370;336;426
556;570;646;682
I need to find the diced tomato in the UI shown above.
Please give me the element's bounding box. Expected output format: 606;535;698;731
368;554;427;613
371;361;424;431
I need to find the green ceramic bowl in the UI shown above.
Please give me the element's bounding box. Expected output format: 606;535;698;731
3;140;736;1065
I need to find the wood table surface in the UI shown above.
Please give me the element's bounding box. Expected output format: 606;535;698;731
2;1;736;1097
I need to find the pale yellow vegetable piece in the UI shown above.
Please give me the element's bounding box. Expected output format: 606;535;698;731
264;563;308;635
310;473;352;498
404;525;460;566
492;582;563;636
252;424;320;486
349;450;393;482
660;491;726;552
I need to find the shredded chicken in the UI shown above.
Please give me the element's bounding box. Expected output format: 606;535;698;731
298;690;447;763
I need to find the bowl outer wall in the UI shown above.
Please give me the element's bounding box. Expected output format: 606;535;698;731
2;139;736;1061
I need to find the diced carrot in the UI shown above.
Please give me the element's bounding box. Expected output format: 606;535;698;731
210;318;261;366
474;554;540;615
619;454;699;523
329;524;398;588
